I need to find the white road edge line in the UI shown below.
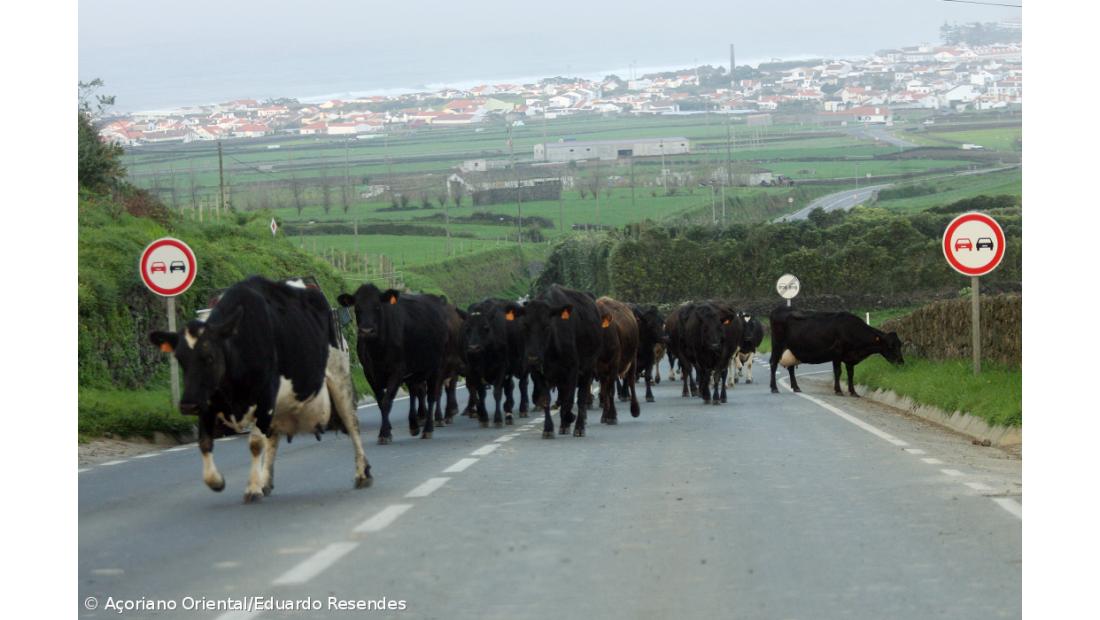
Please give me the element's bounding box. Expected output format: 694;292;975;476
991;497;1023;519
443;458;479;473
779;380;908;447
99;460;127;467
941;469;964;477
271;541;359;586
965;481;994;492
131;452;161;459
903;448;926;455
921;457;944;465
353;504;413;534
471;444;499;456
78;468;91;473
405;477;450;498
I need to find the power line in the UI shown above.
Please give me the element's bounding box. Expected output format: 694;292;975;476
942;0;1021;7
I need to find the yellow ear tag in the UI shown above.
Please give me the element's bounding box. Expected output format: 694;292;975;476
160;342;174;353
505;310;515;321
389;296;397;305
560;309;571;320
723;319;731;325
601;317;611;328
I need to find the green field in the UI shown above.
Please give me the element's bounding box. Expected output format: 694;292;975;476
872;167;1021;213
906;126;1021;152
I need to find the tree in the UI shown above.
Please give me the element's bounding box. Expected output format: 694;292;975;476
77;79;124;190
320;162;332;214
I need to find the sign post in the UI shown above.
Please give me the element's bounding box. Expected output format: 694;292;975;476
942;212;1005;375
776;273;800;306
139;237;198;406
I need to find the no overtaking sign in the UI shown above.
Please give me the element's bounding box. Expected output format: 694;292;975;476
139;237;197;297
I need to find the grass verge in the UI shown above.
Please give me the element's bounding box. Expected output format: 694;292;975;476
853;356;1021;428
79;388;195;441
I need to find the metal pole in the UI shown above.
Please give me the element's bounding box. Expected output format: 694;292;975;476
971;276;981;375
166;296;180;407
217;141;226;214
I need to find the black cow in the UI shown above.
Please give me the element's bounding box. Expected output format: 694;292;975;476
664;303;696;398
728;314;765;386
502;303;530;418
768;306;904;396
617;303;665;403
508;284;601;438
338;285;451;443
149;276;371;502
682;301;741;405
462;299;512;427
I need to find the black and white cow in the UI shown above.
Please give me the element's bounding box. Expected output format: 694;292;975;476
149;276;371;503
768;305;904;396
727;314;765;386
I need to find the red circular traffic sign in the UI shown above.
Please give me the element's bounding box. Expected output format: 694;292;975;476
139;237;197;296
942;212;1005;277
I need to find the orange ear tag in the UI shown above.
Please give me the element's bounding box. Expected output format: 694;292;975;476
722;319;731;325
160;342;174;353
505;310;515;321
560;309;571;320
389;296;397;305
601;317;611;328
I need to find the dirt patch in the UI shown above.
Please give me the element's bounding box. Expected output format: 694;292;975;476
79;434;192;467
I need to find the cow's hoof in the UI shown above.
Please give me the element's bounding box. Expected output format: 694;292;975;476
720;397;727;404
734;378;739;384
559;426;571;435
207;477;226;492
410;426;421;437
771;388;779;394
444;416;454;426
243;491;263;504
505;416;514;425
421;431;433;439
479;420;489;429
792;387;802;393
262;484;273;496
551;403;561;411
654;378;661;385
542;431;555;439
646;396;655;403
849;392;861;398
602;416;617;425
494;421;504;428
355;475;373;489
573;427;585;437
519;411;528;418
746;380;752;384
378;435;392;445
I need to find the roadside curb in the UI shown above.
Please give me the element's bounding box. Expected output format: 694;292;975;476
803;376;1021;448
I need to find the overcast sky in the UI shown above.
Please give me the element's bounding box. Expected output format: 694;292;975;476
79;0;1017;111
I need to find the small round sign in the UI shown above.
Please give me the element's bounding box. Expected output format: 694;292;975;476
776;273;800;299
942;212;1005;277
139;237;197;297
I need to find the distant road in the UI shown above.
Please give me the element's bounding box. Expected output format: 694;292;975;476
777;185;890;222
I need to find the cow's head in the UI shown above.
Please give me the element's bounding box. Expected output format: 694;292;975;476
877;331;904;365
148;307;243;418
463;300;505;356
516;299;573;371
632;305;665;346
693;304;728;353
338;284;398;342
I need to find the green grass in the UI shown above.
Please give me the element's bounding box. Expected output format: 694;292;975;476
79;388;196;440
872;168;1021;214
298;234;507;267
907;126;1021;152
766;159;972;180
853;356;1021;428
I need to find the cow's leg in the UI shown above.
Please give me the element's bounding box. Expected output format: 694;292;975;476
560;376;578;435
422;372;443;439
243;426;269;503
644;364;655;403
492;375;505;427
329;375;372;489
628;367;641;417
833;360;843;395
198;421;225;492
375;383;394;445
601;374;617;425
846;361;859;397
654;360;661;385
733;354;743;384
745;355;754;384
696;364;710;403
617;376;630;402
504;376;515;414
769;349;781;393
788;365;801;393
573;374;588;437
444;375;458;422
475;376;490;428
680;358;691;397
464;383;477;417
261;433;280;496
718;367;728;403
540;373;555;439
518;373;530;416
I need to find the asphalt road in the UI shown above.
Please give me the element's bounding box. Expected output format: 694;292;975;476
79;360;1021;620
845;125;919;149
778;185;890;222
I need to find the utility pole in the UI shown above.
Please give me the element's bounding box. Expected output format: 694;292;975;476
508;119;522;248
217;140;226;215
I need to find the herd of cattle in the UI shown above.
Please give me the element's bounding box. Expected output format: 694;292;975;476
148;276;904;503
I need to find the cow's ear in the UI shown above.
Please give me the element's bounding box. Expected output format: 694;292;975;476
337;293;355;308
552;304;574;320
381;289;400;305
456;308;468;321
601;314;612;328
209;306;244;337
149;331;179;353
504;303;525;318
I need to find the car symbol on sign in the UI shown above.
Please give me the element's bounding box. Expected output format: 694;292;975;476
150;261;167;274
169;260;187;273
976;237;994;251
954;238;973;251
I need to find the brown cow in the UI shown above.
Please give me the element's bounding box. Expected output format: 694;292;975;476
595;296;640;424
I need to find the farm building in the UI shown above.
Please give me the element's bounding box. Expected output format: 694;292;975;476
533;137;690;163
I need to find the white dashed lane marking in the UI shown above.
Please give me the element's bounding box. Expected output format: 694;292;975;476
992;497;1023;519
941;469;964;477
903;448;926;455
443;458;479;473
921;458;944;465
405;477;450;498
471;444;499;456
353;504;413;534
271;541;360;586
965;481;994;493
